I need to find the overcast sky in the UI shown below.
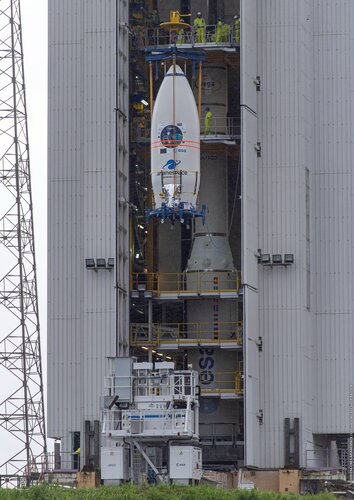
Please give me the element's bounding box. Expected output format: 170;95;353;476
20;0;50;456
21;2;48;356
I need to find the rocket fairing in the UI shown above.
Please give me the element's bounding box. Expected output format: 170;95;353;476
147;64;206;224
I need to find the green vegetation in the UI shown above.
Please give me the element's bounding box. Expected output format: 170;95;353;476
0;484;337;500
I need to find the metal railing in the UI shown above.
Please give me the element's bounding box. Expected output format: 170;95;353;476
305;447;348;475
35;452;80;473
199;370;243;395
131;117;240;143
130;321;243;346
101;407;195;438
131;117;150;143
134;24;239;48
200;422;243;446
201;117;240;137
131;270;240;295
104;370;197;400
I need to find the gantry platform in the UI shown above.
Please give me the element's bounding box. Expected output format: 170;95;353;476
130;321;243;350
139;24;240;52
131;271;241;300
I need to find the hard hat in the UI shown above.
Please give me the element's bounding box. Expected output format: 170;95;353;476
234;15;239;19
197;12;201;16
180;18;184;22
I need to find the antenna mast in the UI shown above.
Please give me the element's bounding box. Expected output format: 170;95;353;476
0;0;46;487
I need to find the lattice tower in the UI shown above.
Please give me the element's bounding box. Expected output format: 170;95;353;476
0;0;46;487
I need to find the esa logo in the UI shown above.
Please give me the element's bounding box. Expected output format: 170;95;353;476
161;159;181;170
199;348;215;385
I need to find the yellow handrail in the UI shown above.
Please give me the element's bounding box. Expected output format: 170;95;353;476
199;370;244;394
158;321;243;344
131;270;240;295
130;321;243;346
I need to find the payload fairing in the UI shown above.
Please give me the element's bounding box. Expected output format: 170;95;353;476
147;64;205;224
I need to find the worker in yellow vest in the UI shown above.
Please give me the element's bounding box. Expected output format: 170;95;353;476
215;18;224;42
222;21;231;42
194;12;206;43
73;446;80;471
234;15;240;43
177;19;186;45
205;107;213;135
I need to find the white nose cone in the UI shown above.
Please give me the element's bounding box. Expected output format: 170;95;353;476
150;64;202;221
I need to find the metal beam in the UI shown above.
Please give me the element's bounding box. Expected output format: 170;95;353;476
132;440;165;483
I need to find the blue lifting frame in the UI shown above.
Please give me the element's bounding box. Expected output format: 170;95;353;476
145;45;205;63
146;203;206;225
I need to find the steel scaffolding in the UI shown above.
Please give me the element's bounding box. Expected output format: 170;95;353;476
0;0;46;487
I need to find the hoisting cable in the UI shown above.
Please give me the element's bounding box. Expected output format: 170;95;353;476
149;61;154;120
228;149;241;236
172;55;177;203
198;62;202;120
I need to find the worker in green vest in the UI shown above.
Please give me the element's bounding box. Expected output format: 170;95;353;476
73;446;80;471
234;15;240;43
177;19;186;45
222;20;231;42
194;12;206;43
215;18;224;42
205;107;213;135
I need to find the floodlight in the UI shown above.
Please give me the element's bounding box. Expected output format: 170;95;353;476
272;254;282;264
261;254;270;264
85;258;95;269
284;254;294;264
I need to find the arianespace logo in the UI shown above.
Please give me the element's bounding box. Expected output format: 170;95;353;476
161;159;181;170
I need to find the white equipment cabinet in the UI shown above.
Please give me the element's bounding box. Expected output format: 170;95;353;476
169;446;202;484
101;446;129;484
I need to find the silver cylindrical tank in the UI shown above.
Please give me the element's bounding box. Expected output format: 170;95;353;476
197;151;228;234
189;348;239;392
195;64;228;135
187;295;241;394
186;151;234;280
185;140;239;419
187;299;239;339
